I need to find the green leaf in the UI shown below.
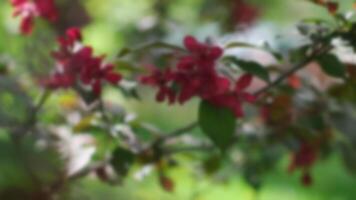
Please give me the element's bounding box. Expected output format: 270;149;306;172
317;54;346;78
110;147;135;177
198;100;236;151
225;57;270;82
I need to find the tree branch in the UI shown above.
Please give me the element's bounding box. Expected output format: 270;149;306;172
153;121;199;147
254;44;333;97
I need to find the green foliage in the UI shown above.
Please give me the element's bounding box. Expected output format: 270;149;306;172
111;147;135;177
317;54;346;78
2;0;356;199
198;100;236;151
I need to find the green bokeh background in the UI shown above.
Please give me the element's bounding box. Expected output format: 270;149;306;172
1;0;356;199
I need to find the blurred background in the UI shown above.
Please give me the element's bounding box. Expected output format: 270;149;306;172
1;0;356;199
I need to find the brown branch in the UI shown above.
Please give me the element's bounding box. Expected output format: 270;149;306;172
152;121;199;147
24;89;51;132
163;121;199;141
253;44;333;97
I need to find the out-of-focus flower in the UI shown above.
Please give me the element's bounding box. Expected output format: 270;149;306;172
43;27;122;96
208;74;255;117
288;142;318;186
231;0;259;27
11;0;58;35
141;36;255;117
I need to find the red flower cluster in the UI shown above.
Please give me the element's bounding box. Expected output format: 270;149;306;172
141;36;255;117
44;27;122;95
232;0;259;26
10;0;58;35
208;74;256;117
288;143;318;186
141;68;177;104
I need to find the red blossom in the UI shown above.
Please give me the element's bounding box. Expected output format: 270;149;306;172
43;27;122;96
10;0;58;35
232;0;259;26
288;142;318;186
207;74;255;117
141;36;255;117
141;68;177;104
290;143;317;170
141;36;226;104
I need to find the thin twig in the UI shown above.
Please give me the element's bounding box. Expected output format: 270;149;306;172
25;89;51;129
152;121;199;147
254;45;333;97
33;89;51;114
163;121;199;141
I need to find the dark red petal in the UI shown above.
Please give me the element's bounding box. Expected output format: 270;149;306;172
215;77;231;94
92;80;102;95
183;36;199;52
235;74;253;91
177;56;195;70
233;103;244;117
11;0;26;6
140;75;156;85
66;27;82;41
20;16;34;35
241;92;256;103
156;88;166;102
105;72;122;84
232;0;259;25
80;70;92;85
78;46;93;57
209;47;223;59
35;0;58;21
178;84;197;104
